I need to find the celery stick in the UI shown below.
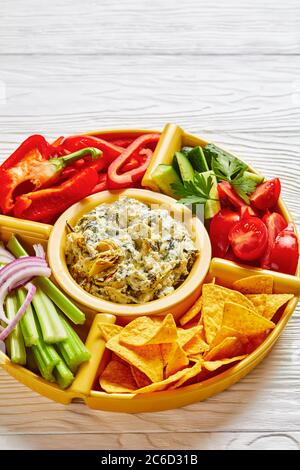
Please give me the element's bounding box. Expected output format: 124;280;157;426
32;345;55;382
31;312;60;380
54;359;74;389
5;293;26;365
8;235;86;325
60;315;90;357
32;287;67;343
26;348;38;372
56;315;90;372
17;288;39;347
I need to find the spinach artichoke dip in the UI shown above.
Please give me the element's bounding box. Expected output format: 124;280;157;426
65;197;198;304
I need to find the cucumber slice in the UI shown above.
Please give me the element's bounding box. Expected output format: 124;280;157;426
243;171;264;185
152;164;181;198
172;152;194;182
201;170;221;219
187;146;209;172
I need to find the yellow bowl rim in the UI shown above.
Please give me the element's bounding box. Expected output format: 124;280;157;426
48;188;212;316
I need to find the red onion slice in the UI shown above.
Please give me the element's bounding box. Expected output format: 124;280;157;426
0;283;36;341
33;244;45;259
0;266;51;324
0;257;47;287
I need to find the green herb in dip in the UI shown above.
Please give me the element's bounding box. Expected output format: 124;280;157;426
65;197;198;304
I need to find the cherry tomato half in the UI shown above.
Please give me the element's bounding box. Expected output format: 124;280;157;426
228;217;268;261
217;181;245;210
240;205;259;219
209;209;240;258
250;178;281;211
260;211;287;269
269;224;299;275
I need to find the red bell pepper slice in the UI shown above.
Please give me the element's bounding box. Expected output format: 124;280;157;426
91;173;108;194
268;223;299;275
1;135;53;171
13;166;99;224
0;146;102;215
107;134;160;189
59;135;124;169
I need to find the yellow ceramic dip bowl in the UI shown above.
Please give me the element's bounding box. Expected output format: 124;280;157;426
47;188;211;319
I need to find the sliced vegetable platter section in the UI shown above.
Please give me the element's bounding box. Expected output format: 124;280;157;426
0;123;299;412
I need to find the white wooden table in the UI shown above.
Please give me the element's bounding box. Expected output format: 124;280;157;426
0;0;299;451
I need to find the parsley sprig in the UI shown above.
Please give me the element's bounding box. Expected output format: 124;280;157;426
210;145;257;203
172;173;216;206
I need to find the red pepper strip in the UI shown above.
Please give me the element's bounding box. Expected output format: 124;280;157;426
1;135;52;171
51;136;65;148
91;173;108;194
110;138;135;148
0;147;102;215
13;166;99;224
107;134;160;189
59;135;124;170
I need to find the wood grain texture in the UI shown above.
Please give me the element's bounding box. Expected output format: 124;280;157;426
1;0;300;55
0;0;300;451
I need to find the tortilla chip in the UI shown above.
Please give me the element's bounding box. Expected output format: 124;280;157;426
189;353;204;362
98;323;123;342
179;297;202;326
130;365;152;388
202;284;254;344
223;302;275;336
177;325;203;347
119;314;177;347
165;343;189;378
246;294;267;316
204;337;244;361
134;365;196;394
169;361;203;389
247;294;294;320
106;334;164;383
203;355;247;371
183;332;209;356
233;275;273;294
100;360;137;393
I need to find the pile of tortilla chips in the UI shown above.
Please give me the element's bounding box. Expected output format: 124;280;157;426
98;274;293;394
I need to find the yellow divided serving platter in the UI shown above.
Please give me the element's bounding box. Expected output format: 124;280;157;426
0;125;299;413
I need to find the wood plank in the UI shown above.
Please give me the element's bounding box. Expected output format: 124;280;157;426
0;54;300;227
0;431;299;450
1;0;300;55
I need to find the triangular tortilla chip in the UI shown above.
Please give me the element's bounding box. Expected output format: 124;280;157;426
130;366;152;388
223;302;275;335
203;355;247;371
204;337;244;361
100;360;137;393
169;361;203;389
177;326;203;347
134;364;200;394
165;343;189;378
119;314;177;346
98;323;123;342
179;297;202;326
202;284;254;343
183;332;209;356
247;294;294;320
233;275;273;294
246;294;267;316
106;334;164;382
